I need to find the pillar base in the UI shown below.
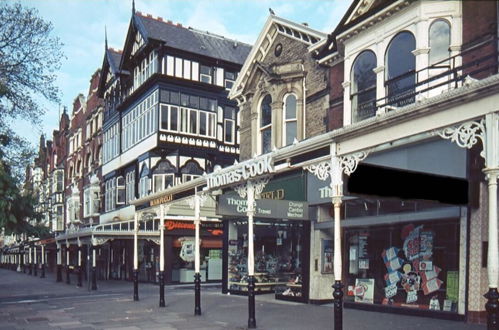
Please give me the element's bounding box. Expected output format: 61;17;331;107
133;269;139;301
56;265;62;282
159;271;165;307
40;264;45;278
485;288;499;329
333;280;344;330
194;272;201;315
248;275;256;329
91;266;97;290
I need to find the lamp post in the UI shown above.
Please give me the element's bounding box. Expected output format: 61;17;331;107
133;213;139;301
194;194;202;316
246;183;256;329
159;205;165;307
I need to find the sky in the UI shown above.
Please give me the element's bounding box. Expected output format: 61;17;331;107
11;0;352;148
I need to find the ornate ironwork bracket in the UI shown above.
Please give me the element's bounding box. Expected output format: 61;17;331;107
91;237;109;246
305;151;369;184
186;193;208;210
435;118;486;160
234;176;271;199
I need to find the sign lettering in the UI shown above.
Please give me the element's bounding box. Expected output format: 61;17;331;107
150;194;173;207
207;155;273;189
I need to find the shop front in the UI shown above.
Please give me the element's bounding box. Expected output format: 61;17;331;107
218;172;311;302
307;139;468;318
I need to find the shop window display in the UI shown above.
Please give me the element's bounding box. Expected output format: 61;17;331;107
345;220;460;312
227;220;308;301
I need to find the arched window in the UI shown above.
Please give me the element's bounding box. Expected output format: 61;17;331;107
385;31;416;107
180;160;203;183
351;50;377;123
429;20;450;64
259;95;272;154
283;94;297;146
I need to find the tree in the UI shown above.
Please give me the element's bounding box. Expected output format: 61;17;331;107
0;2;64;126
0;134;42;236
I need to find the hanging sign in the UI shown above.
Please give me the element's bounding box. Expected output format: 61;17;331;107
206;155;274;189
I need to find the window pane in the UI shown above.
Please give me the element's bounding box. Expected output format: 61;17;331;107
164;175;174;189
154;175;162;192
166;56;174;76
181;108;188;132
208;99;217;111
189;110;197;134
170;91;180;105
260;94;272;126
192;62;199;81
285;121;297;145
200;97;208;110
181;93;189;106
225;106;236;119
429;20;450;64
183;60;191;79
161;105;168;130
189;95;199;109
386;32;416;106
170;106;178;131
199;112;207;136
351;51;377;122
285;95;296;119
225;119;234;143
175;57;183;78
262;128;271;154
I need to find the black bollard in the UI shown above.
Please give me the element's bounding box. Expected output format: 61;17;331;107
133;269;139;301
194;272;201;315
333;281;344;330
485;288;499;330
248;275;256;328
159;271;165;307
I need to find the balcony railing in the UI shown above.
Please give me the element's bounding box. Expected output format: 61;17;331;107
352;37;498;121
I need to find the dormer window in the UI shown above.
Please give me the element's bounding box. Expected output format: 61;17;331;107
351;50;377;123
259;94;272;154
385;31;416;107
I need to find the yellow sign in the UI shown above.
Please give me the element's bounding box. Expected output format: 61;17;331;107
150;194;173;206
260;189;284;200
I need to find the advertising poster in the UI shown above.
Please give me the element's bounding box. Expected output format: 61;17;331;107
446;271;459;302
321;239;333;274
354;278;375;304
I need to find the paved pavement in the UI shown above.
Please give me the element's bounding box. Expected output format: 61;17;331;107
0;268;485;329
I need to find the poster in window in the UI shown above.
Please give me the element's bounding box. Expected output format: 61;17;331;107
354;278;374;304
321;239;333;274
446;271;459;302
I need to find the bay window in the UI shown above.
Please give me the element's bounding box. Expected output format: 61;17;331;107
259;95;272;154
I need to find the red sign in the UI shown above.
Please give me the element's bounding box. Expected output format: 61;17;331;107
164;221;223;236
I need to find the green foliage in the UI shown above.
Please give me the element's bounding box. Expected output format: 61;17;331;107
0;2;64;126
0;134;42;236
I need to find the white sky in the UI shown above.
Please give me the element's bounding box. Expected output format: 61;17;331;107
11;0;352;147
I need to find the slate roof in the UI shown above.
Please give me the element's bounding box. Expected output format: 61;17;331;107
135;13;252;65
107;48;123;75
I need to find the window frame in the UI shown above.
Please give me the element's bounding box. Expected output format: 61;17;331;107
259;94;272;154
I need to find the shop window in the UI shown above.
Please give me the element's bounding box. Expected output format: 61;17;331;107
228;220;308;301
351;50;377;123
259;94;272;154
429;20;451;65
385;31;416;107
345;220;460;313
283;94;297;146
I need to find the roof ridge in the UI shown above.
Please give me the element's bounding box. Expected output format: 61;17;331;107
136;10;251;47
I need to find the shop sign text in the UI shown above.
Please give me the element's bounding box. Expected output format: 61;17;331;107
150;194;173;207
207;155;273;189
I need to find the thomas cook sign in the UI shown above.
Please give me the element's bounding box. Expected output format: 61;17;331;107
206;155;273;190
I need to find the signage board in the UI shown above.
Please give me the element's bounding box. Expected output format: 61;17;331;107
217;193;309;220
206;154;274;189
307;173;333;205
150;194;173;207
